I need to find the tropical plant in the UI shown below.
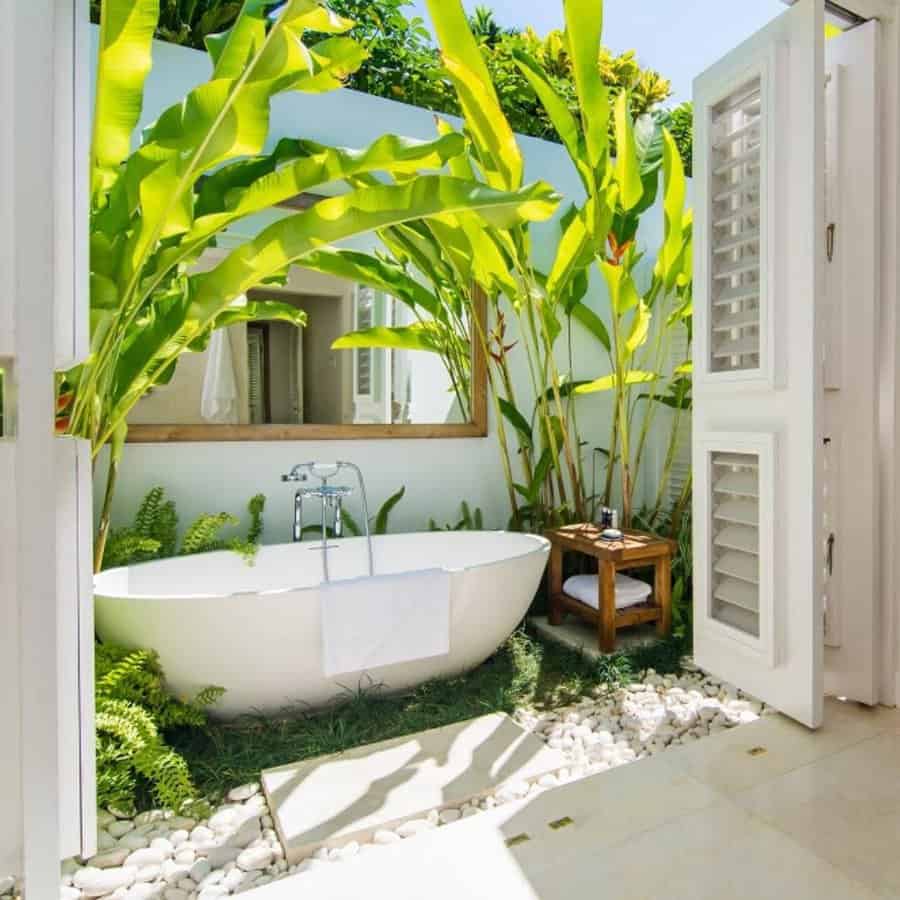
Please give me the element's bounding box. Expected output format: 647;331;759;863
72;0;560;571
314;485;406;538
95;642;223;813
429;500;485;532
665;101;694;177
312;0;684;163
89;0;244;49
103;486;267;568
314;0;692;533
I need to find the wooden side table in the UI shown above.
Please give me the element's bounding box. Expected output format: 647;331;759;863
545;524;675;653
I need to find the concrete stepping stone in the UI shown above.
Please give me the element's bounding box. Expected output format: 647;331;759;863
261;713;567;863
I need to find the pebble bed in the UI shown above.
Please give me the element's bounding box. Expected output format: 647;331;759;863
1;667;768;900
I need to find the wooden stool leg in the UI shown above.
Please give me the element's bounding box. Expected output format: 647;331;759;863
548;544;564;626
598;560;617;652
655;555;672;637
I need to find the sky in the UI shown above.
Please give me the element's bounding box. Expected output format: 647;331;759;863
408;0;787;104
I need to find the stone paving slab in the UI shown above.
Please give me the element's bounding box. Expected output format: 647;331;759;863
262;712;567;862
530;614;658;659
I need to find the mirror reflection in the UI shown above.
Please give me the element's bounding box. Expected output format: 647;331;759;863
128;269;475;429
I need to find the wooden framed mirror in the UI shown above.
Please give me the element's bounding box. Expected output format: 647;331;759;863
126;253;487;443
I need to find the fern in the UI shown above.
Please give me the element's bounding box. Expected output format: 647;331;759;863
227;493;267;564
103;487;265;567
101;486;179;569
95;643;222;813
103;531;161;570
180;512;239;556
245;493;265;545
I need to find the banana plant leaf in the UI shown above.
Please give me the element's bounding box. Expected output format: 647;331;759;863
91;0;160;194
332;325;442;354
575;371;660;394
299;248;441;316
189;176;560;322
562;0;609;174
425;0;523;191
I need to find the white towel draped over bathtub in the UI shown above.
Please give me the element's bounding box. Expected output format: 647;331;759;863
321;569;451;677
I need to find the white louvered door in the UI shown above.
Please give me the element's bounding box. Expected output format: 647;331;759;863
693;0;826;728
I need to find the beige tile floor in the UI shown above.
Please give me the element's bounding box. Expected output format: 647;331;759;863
254;698;900;900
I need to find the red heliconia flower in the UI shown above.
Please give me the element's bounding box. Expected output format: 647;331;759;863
607;233;633;265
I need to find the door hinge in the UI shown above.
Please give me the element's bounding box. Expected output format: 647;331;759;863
826;223;836;263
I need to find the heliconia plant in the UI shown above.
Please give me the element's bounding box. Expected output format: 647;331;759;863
314;0;693;532
68;0;561;570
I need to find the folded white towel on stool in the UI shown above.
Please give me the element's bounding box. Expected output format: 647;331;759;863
563;572;652;611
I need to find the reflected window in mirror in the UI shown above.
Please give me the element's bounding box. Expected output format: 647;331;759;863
127;264;485;441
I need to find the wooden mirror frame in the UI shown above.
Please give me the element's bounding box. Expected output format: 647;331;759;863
126;282;488;443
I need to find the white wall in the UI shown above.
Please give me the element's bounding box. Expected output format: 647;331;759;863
95;33;670;538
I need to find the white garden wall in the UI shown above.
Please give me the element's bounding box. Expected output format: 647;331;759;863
94;32;677;538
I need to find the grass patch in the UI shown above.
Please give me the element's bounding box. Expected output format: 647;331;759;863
171;627;688;802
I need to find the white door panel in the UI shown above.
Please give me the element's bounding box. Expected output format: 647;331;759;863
822;21;880;705
1;0;95;889
693;0;825;728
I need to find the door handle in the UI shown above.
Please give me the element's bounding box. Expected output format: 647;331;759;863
826;533;835;577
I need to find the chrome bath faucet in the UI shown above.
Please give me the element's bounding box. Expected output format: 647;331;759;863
280;462;374;581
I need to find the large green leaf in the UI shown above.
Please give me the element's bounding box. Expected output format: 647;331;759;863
498;398;533;450
512;49;592;192
189;176;560;322
563;0;609;174
426;0;523;191
572;304;611;352
614;92;643;212
598;259;639;316
136;134;466;309
91;0;160;192
300;248;440;316
116;3;366;295
332;325;442;354
655;129;688;291
575;371;659;394
374;487;406;535
625;300;651;354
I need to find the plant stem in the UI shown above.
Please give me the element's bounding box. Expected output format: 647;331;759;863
94;449;119;573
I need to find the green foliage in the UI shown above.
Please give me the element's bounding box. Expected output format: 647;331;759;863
314;0;687;164
664;101;693;178
633;500;693;643
339;486;406;537
135;486;179;557
89;0;244;49
102;486;267;568
180;512;239;556
172;626;686;797
95;643;223;813
429;500;485;532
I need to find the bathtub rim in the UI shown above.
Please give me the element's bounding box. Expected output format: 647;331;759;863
93;530;550;602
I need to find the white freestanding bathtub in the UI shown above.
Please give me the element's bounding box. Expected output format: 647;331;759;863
94;531;550;718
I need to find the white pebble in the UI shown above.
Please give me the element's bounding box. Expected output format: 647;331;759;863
373;830;400;845
236;846;273;872
73;866;137;898
227;783;260;803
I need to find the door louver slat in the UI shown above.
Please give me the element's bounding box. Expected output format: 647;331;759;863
708;75;764;375
710;451;761;637
713;308;760;331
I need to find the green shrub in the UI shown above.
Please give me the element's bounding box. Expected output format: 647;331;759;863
95;643;223;813
103;488;266;569
429;500;485;532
